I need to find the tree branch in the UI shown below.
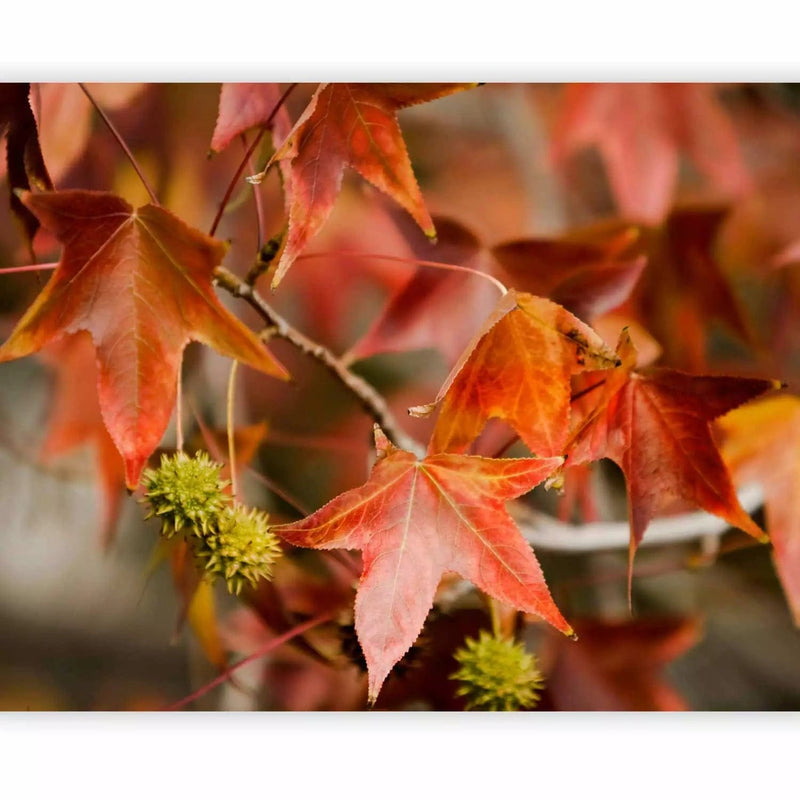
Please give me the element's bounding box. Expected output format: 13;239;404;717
213;266;424;457
514;483;764;552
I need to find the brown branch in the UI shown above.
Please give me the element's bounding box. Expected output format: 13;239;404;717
213;266;424;457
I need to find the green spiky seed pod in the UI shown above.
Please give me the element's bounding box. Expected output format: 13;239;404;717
141;451;229;538
194;505;282;594
450;630;545;711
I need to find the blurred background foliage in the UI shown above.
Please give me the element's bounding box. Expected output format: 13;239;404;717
2;83;800;710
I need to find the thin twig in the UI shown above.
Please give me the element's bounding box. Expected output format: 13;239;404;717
214;266;424;457
0;262;57;275
208;83;298;238
79;83;159;205
244;465;312;518
175;366;183;452
297;250;508;296
163;611;335;711
227;359;240;501
242;133;265;247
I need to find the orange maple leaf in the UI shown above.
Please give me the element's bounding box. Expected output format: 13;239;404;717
0;190;288;488
716;395;800;624
421;289;620;457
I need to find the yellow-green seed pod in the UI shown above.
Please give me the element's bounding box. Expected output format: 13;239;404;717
450;630;544;711
141;451;229;538
194;505;282;594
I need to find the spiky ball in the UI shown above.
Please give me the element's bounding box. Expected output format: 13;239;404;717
450;630;544;711
194;505;282;594
141;451;229;538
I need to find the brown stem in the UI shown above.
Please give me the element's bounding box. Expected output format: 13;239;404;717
208;83;297;238
79;83;159;205
214;266;424;457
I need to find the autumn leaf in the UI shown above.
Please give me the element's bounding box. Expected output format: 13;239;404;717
626;205;752;370
0;84;53;246
274;426;571;702
38;333;126;547
716;395;800;624
542;617;700;711
0;190;288;488
33;84;146;183
421;288;620;458
262;83;475;287
210;83;292;154
552;84;750;223
347;214;499;367
568;330;775;572
490;224;647;323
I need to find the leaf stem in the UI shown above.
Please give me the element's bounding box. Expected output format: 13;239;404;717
296;250;508;296
0;262;57;275
175;365;184;452
242;133;265;247
208;83;297;238
162;610;335;710
214;265;424;457
79;83;159;205
227;359;239;501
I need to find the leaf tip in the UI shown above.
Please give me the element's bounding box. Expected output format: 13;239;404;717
124;454;147;492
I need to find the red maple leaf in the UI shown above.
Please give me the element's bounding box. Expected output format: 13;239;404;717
346;214;499;367
275;426;571;701
210;83;292;154
568;330;775;574
262;83;474;287
491;224;647;323
625;205;753;370
0;190;288;488
543;617;700;711
552;83;750;223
